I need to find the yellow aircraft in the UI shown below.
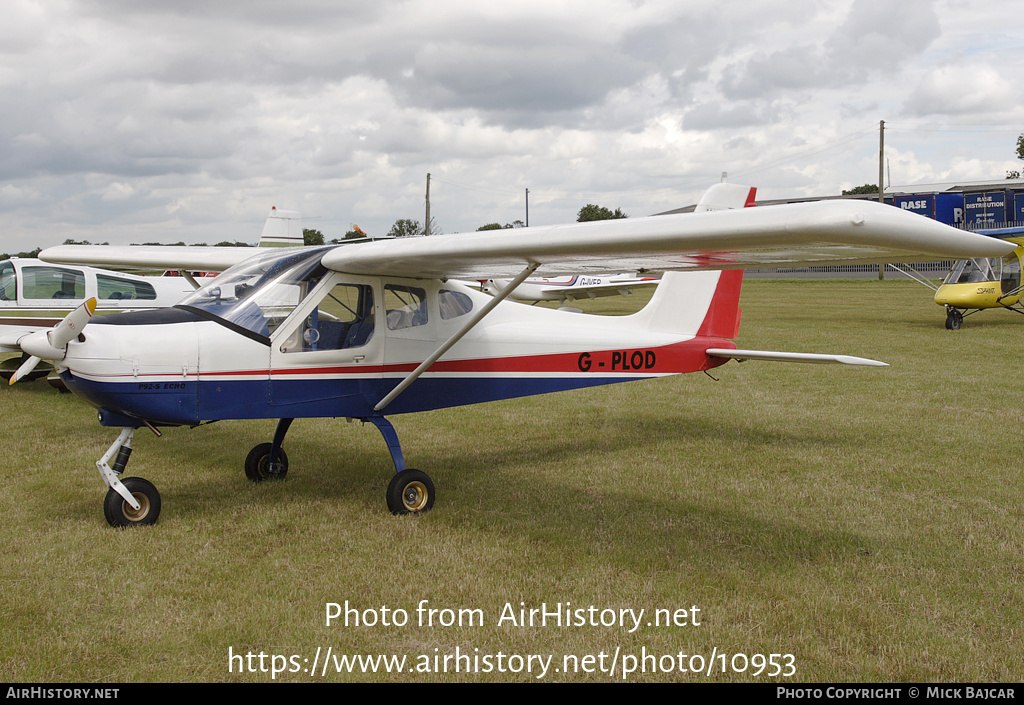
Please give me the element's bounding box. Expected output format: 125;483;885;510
889;230;1024;329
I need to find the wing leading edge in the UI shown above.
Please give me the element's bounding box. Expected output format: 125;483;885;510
37;245;261;273
321;200;1014;279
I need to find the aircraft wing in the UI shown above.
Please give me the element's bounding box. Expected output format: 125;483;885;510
320;200;1014;279
37;206;304;272
39;199;1014;280
36;245;261;273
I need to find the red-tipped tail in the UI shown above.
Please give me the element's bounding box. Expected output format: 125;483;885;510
696;270;743;339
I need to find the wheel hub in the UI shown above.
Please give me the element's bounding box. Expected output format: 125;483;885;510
122;492;150;522
403;481;428;511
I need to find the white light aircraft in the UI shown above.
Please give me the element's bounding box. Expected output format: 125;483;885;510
0;260;196;381
18;188;1012;526
480;272;661;305
0;206;305;381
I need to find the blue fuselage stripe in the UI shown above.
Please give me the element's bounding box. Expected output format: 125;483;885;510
65;374;649;426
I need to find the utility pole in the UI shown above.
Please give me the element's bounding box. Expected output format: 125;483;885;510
878;120;885;280
878;120;885;205
424;173;431;237
525;188;529;227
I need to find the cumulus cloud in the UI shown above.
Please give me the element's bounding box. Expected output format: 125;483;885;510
905;62;1016;115
719;0;941;104
0;0;1021;247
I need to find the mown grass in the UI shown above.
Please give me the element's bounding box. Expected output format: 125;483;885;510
1;278;1021;682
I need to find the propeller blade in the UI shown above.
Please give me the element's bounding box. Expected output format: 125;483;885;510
9;355;41;386
48;298;97;349
9;298;97;386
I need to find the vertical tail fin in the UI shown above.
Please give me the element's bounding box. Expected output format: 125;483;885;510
634;270;743;339
632;183;753;338
258;206;304;247
693;183;757;212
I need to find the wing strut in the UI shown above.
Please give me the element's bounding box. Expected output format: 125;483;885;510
884;263;940;292
374;262;540;412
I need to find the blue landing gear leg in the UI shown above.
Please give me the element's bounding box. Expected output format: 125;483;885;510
245;418;292;481
363;416;435;515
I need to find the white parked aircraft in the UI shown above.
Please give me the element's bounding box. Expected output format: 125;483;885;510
480;272;661;305
0;260;196;380
19;188;1012;526
0;206;304;380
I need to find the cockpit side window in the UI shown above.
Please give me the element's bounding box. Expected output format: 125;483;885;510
1001;254;1021;294
280;283;375;353
97;274;157;300
23;266;85;300
439;289;473;319
384;284;427;330
0;261;16;301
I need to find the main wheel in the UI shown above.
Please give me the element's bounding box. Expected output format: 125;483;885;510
244;443;289;482
104;477;161;527
386;469;435;515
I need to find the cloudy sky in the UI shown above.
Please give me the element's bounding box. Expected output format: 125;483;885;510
2;0;1022;250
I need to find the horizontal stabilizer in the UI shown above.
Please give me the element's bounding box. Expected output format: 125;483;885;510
705;348;888;367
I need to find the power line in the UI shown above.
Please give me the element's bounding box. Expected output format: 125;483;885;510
727;126;879;180
429;176;523;198
886;122;1021;132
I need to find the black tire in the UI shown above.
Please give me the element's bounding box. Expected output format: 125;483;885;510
244;443;289;482
386;469;435;515
945;310;962;330
104;477;161;527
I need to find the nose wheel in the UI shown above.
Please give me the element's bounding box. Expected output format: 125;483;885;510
945;308;963;330
96;428;161;527
103;477;161;527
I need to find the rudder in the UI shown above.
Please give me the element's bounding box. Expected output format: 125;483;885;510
633;269;743;339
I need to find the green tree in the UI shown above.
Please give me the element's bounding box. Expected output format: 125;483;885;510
841;184;879;196
303;228;325;246
387;219;421;238
1;247;41;260
476;220;525;231
576;204;627;222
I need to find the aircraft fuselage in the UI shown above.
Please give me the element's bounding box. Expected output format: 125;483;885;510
59;276;734;427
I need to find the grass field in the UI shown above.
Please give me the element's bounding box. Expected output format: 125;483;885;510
1;278;1021;682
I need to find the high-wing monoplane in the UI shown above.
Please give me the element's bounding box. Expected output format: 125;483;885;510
0;206;306;382
0;259;195;381
888;230;1024;329
481;272;661;305
21;189;1013;526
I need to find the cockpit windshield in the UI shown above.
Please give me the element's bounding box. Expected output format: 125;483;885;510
944;258;996;285
176;247;332;340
